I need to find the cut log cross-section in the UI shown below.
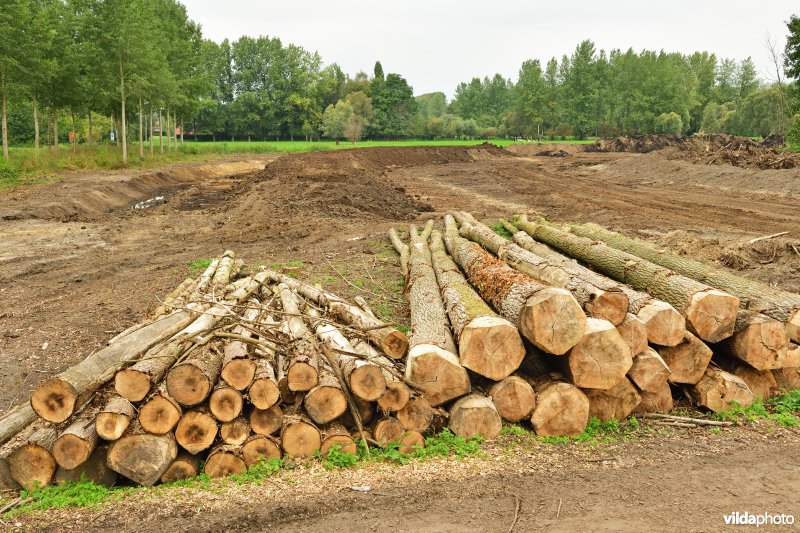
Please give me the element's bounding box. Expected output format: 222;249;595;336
443;215;586;356
209;382;244;422
114;341;185;403
616;313;649;356
396;396;435;433
517;217;739;343
303;359;348;425
633;380;674;414
55;444;117;488
715;358;777;401
281;414;321;458
448;394;502;439
249;405;284;436
657;332;713;385
565;317;633;390
174;409;218;454
426;228;527;382
220;417;251;446
584;377;642;422
160;452;201;483
458;214;628;325
52;409;99;470
107;422;178;486
204;445;247;478
139;382;182;435
718;311;789;370
9;427;58;490
166;344;224;407
530;376;590;437
688;367;754;412
627;347;671;393
489;375;536;422
568;221;800;343
249;357;281;410
220;303;261;391
95;395;135;441
242;435;282;466
276;284;320;392
320;422;357;456
510;218;686;347
350;338;410;413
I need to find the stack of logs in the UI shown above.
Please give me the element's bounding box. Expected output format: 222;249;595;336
385;211;798;444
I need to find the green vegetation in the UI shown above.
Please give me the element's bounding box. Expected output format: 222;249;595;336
6;479;120;516
713;389;800;427
538;417;642;445
492;221;513;239
188;258;213;273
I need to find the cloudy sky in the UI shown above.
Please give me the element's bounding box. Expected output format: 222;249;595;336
183;0;796;98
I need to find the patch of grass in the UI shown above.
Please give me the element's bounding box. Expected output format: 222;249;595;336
7;479;122;517
538;417;640;445
228;458;282;484
501;424;530;437
492;221;512;239
188;258;213;273
713;389;800;427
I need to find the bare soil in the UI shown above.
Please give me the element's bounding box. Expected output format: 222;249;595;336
1;144;799;530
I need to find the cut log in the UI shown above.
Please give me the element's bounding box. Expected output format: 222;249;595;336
306;306;386;401
584;378;641;422
489;375;536;422
242;435;282;466
276;284;320;391
209;382;244;422
249;405;283;436
372;417;406;447
633;380;674;414
55;444;117;488
404;344;471;407
53;409;98;470
388;227;410;280
151;276;196;319
106;422;177;486
715;358;777;401
565;317;633;390
204;445;247;478
398;430;425;454
211;250;236;286
304;359;348;425
0;404;37;447
9;426;57;489
281;414;321;458
166;344;224;407
568;221;800;343
634;301;686;347
459;214;628;325
265;270;408;359
396;397;435;432
340;396;375;428
718;311;789;371
220;304;261;390
249;357;280;410
783;344;800;368
32;310;196;423
627;348;671;393
174;409;218;454
519;217;739;343
95;395;135;441
139;382;182;435
443;215;586;355
114;341;185;403
657;333;713;385
320;422;357;456
350;338;410;413
617;314;648;356
530;376;590;437
688;367;754;412
160;451;201;483
773;367;800;389
220;417;251;446
448;394;502;439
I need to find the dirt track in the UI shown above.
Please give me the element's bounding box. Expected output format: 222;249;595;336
1;144;799;529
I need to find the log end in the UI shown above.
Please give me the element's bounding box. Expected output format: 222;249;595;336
304;386;348;425
243;436;282;466
282;420;321;458
221;359;257;391
725;318;789;371
249;379;281;410
160;455;200;483
166;366;212;407
174;411;218;455
31;378;78;423
773;366;800;390
448;394;502;439
381;331;410;360
287;362;319;392
9;444;57;490
220;418;251;446
377;381;411;412
459;316;526;381
685;289;740;343
204;450;247;478
396;397;434;432
96;412;132;441
350;366;387;402
209;387;244;423
616;314;648;357
531;381;589;437
637;301;686;347
567;318;633;390
114;369;152;403
489;376;536;422
584;378;641;422
658;333;713;385
52;435;93;471
787;310;800;344
633;380;674;414
249;405;284;436
107;433;178;486
405;344;471;407
398;430;425;454
139;397;182;435
373;418;406;447
520;288;586;355
627;347;671;393
320;435;357;456
688;368;754;412
585;290;629;327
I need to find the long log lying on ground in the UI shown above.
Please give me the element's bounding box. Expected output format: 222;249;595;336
115;341;185;403
264;270;409;359
529;375;590;437
509;218;686;346
567;221;800;343
688;367;754;412
457;213;628;325
518;217;740;343
31;310;197;423
448;394;502;439
106;422;178;486
350;338;411;413
9;426;58;490
388;228;410;280
166;344;224;407
52;408;98;470
276;284;320;391
443;215;586;355
428;229;525;381
220;304;262;390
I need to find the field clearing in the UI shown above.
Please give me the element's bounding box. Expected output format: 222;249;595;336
0;143;798;530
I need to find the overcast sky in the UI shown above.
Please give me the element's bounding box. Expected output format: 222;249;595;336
183;0;796;98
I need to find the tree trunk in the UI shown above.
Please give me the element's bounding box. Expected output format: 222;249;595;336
9;427;58;489
350;338;410;413
280;414;321;458
114;341;184;402
180;116;184;145
95;395;135;441
209;382;244;422
249;358;280;410
87;110;92;149
0;75;7;159
688;367;754;412
120;68;127;165
138;99;144;157
31;311;196;423
53;110;59;157
388;228;410;279
55;444;117;487
633;380;674;413
160;451;200;483
220;417;250;446
275;284;319;391
265;271;408;359
107;422;177;486
71;112;76;152
204;445;246;478
139;382;182;435
242;435;282;465
717;310;790;371
429;230;524;383
148;106;153;154
627;347;671;393
0;404;38;447
159;108;164;154
564;317;633;390
616;313;648;356
519;218;739;343
463;214;628;325
166;345;224;407
657;332;713;385
319;422;356;456
448;394;502;439
488;375;536;422
715;357;777;401
173;110;179;152
220;306;260;390
33;98;40;159
443;215;586;356
166;107;171;154
568;221;800;343
584;377;641;422
52;408;98;470
530;375;590;437
174;408;218;454
249;405;283;436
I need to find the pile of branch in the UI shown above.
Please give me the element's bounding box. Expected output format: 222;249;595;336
0;253;423;490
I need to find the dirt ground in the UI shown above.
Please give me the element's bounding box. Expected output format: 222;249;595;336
1;144;799;530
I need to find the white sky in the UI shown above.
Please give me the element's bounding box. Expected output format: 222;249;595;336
183;0;796;98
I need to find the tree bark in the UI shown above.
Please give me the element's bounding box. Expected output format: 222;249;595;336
95;394;135;441
120;66;127;165
276;284;319;391
204;445;247;478
55;444;117;487
429;229;524;383
280;414;321;458
265;270;408;359
160;451;200;483
87;110;93;149
627;347;671;393
448;394;502;439
173;110;179;152
461;214;628;325
249;405;283;436
107;421;177;486
388;227;410;280
166;344;224;406
166;107;171;154
488;375;536;422
31;311;196;423
584;377;641;422
52;408;98;470
0;404;38;447
139;382;182;435
443;215;586;356
148;106;153;154
174;408;218;454
530;375;590;437
564;317;633;390
242;435;282;465
33;97;40;159
9;426;58;489
657;332;713;385
688;367;754;412
519;218;739;343
568;221;800;343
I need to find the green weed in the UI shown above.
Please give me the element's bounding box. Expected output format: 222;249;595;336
7;479;121;516
538;417;639;445
713;389;800;427
188;258;213;273
492;221;512;239
501;424;530;437
228;458;282;484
